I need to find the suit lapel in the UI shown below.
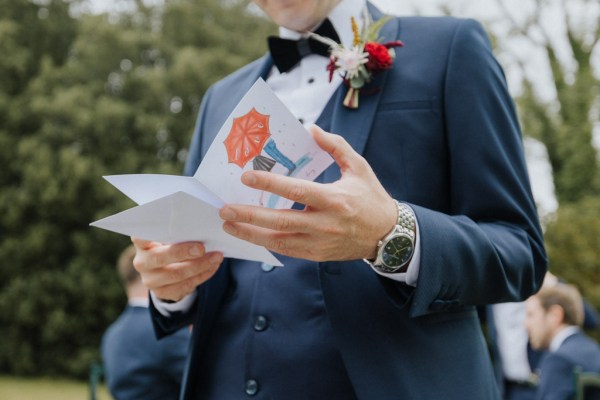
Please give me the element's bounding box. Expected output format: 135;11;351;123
199;55;273;159
325;8;400;183
234;55;274;98
257;55;274;81
224;8;402;186
227;55;274;107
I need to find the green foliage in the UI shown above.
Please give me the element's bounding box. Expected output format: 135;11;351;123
0;0;274;377
506;0;600;329
517;75;599;204
512;5;600;204
544;196;600;341
0;0;76;95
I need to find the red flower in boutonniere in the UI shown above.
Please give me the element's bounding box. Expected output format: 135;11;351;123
311;14;403;109
365;42;394;70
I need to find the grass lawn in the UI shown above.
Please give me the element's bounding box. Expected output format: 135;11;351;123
0;376;111;400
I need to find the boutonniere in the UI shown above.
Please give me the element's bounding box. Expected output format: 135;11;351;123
311;15;403;109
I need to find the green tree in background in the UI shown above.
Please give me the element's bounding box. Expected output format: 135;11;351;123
0;0;274;377
493;0;600;204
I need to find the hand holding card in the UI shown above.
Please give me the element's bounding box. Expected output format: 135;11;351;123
91;79;334;266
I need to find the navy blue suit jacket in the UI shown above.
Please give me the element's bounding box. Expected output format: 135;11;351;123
535;331;600;400
151;9;547;400
101;305;191;400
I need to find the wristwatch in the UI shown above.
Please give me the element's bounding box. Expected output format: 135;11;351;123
364;200;416;273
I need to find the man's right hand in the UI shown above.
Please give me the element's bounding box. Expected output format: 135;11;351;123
131;237;224;302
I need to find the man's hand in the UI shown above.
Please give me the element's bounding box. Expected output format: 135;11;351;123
131;238;223;302
219;125;397;262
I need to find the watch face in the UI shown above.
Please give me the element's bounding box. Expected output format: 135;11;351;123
382;235;413;268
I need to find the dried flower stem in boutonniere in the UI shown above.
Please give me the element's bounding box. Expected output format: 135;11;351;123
310;13;403;109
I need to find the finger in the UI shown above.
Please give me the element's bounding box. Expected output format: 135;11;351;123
222;221;310;257
240;171;331;209
152;259;222;301
308;124;364;173
220;205;311;233
135;241;207;271
131;236;158;250
222;221;337;261
141;252;223;288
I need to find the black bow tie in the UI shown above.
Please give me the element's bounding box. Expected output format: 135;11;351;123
268;19;341;73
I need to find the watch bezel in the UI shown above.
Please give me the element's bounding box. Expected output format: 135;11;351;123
380;231;414;268
373;227;414;273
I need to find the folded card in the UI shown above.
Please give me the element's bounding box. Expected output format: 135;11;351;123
91;78;335;266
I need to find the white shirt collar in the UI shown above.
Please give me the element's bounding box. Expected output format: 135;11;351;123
128;297;149;308
549;326;579;352
278;0;368;49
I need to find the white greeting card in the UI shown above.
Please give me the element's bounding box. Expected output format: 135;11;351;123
91;78;334;266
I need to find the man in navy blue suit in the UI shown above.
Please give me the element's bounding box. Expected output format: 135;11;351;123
132;0;547;398
489;273;599;400
101;245;191;400
524;283;600;400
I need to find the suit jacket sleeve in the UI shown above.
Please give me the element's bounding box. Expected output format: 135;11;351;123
149;293;198;339
406;19;547;317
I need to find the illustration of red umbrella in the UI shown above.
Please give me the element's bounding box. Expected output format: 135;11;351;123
223;107;271;168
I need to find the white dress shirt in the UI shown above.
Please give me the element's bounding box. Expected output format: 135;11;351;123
128;297;150;308
492;302;533;381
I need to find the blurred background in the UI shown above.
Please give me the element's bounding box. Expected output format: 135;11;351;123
0;0;599;398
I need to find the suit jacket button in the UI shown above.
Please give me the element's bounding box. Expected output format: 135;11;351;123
245;379;259;396
430;300;447;311
261;263;275;272
254;315;269;332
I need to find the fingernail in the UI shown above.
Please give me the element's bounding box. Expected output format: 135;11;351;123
223;222;237;235
220;207;236;220
242;173;256;185
209;253;223;265
189;245;202;257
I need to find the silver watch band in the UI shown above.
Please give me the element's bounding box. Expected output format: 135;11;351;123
363;200;416;272
395;201;416;238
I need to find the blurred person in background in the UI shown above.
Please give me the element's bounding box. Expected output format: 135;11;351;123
489;272;599;400
524;282;600;400
101;245;190;400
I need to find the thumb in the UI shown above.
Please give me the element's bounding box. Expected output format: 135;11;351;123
308;124;360;172
131;237;159;250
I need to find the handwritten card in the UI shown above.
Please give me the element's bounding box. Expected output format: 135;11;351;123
91;78;334;266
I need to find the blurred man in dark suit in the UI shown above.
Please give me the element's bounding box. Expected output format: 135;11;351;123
488;272;599;400
525;283;600;400
101;245;190;400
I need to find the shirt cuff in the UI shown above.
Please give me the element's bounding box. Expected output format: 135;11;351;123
370;217;421;287
150;290;197;317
